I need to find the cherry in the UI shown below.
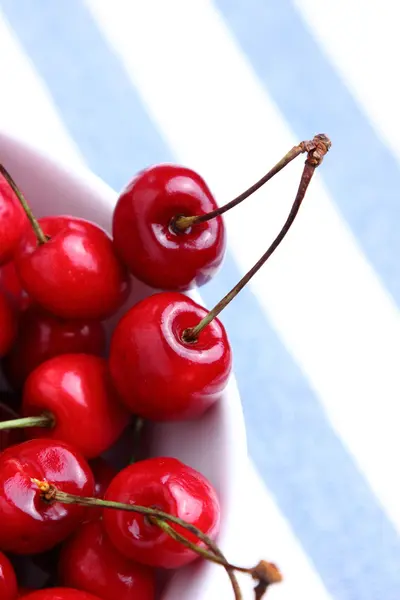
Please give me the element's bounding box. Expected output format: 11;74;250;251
0;262;30;311
2;305;106;390
102;457;220;569
14;215;130;320
21;590;103;600
86;458;117;522
112;164;226;291
59;519;155;600
0;550;18;600
0;173;29;266
109;291;231;421
109;135;332;421
0;290;17;358
0;354;130;459
0;401;24;451
0;439;94;554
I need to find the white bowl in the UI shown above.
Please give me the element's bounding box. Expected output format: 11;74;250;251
0;131;248;600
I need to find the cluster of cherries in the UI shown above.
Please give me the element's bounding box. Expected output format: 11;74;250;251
0;132;330;600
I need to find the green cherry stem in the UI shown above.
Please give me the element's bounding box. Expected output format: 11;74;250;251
182;133;331;342
172;133;328;232
0;164;47;245
0;413;54;431
32;480;282;600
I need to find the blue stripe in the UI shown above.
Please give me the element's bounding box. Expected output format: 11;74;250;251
0;0;169;190
3;1;400;598
214;0;400;306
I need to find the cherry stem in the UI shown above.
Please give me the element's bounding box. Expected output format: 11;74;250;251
0;413;54;431
182;133;331;342
173;134;327;232
0;164;47;245
31;480;282;600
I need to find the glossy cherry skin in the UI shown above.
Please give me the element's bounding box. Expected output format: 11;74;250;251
3;305;106;390
22;354;130;459
14;216;130;320
0;290;18;358
0;174;29;266
0;401;24;451
109;292;232;421
86;458;117;522
103;457;221;569
21;589;102;600
0;550;18;600
112;165;226;291
0;262;30;311
0;439;94;555
59;519;155;600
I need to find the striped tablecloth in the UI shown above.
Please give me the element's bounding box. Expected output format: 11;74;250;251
0;2;399;599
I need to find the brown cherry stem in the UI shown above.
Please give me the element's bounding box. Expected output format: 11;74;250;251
0;164;47;245
31;480;282;600
0;413;54;431
173;134;328;232
183;133;331;342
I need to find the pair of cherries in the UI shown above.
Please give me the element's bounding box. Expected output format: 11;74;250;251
1;134;329;425
0;438;219;599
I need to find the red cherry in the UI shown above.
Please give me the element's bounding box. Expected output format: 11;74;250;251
14;216;130;319
0;174;29;266
3;305;106;390
86;458;117;522
0;439;94;554
109;292;232;420
18;588;33;598
59;519;155;600
0;262;30;311
103;457;220;569
21;589;102;600
0;290;17;358
0;401;24;451
20;354;130;459
0;550;18;600
112;165;226;291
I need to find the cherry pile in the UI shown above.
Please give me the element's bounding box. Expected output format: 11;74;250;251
0;133;330;600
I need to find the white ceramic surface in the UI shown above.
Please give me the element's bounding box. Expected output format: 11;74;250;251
0;131;248;600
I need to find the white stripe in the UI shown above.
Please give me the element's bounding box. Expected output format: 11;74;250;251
85;0;400;541
228;461;331;600
294;0;400;163
0;11;84;169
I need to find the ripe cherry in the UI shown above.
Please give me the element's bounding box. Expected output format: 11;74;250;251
59;519;155;600
0;290;17;358
103;457;220;569
109;136;332;421
0;262;30;311
0;439;94;554
0;354;130;459
14;215;130;320
0;172;28;266
2;305;106;390
21;590;103;600
112;164;226;291
0;550;18;600
109;292;231;421
86;458;117;522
